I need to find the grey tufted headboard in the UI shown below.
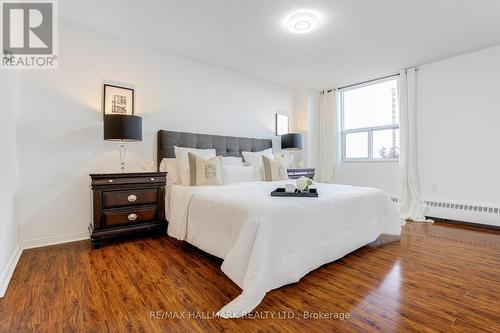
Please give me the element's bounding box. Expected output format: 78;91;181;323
157;130;272;167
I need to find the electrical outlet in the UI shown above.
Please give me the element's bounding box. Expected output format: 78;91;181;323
432;184;438;192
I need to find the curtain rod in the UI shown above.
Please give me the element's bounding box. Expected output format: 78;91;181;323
325;68;418;93
337;73;399;91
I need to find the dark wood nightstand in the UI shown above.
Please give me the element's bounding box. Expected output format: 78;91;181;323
287;168;315;180
89;172;167;248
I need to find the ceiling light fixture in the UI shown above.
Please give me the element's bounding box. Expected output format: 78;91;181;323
287;12;319;34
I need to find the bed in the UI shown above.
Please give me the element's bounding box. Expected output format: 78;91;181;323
158;130;402;318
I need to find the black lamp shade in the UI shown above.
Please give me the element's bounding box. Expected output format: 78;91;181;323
281;133;302;150
104;115;142;141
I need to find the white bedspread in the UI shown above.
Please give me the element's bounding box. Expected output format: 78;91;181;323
166;181;402;318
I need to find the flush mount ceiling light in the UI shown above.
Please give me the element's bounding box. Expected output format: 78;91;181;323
287;12;319;34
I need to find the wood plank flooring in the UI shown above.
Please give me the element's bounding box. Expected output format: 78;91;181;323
1;221;500;332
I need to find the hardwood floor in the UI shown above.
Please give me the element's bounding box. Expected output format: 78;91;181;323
1;221;500;332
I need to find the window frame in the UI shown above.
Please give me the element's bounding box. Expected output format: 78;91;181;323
340;75;400;162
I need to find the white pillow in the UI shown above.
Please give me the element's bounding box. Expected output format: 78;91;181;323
174;146;216;186
159;158;180;184
222;165;256;185
242;148;273;181
221;156;244;166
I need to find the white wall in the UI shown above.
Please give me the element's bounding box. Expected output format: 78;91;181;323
417;45;500;206
16;22;295;245
340;44;500;223
0;72;20;296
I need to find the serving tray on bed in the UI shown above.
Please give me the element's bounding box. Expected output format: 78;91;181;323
271;188;318;198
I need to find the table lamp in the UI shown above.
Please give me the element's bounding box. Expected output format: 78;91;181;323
281;133;302;168
104;115;142;172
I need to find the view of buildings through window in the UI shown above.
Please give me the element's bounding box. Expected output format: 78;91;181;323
341;78;400;160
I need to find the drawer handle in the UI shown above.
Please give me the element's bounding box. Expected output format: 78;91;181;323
127;194;137;202
107;179;114;183
128;213;138;221
150;178;155;181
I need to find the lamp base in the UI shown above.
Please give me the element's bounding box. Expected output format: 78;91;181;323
119;141;126;173
289;151;296;168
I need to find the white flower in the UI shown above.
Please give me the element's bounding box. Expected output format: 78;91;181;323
296;176;312;191
140;160;155;172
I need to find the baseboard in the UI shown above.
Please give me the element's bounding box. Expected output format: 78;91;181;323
425;200;500;227
391;196;500;227
429;217;500;231
0;244;22;298
21;231;90;250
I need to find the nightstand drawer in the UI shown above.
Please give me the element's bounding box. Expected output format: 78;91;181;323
102;189;158;208
103;206;158;227
92;176;166;186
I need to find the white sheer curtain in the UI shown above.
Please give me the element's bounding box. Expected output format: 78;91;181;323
318;89;340;183
398;68;430;222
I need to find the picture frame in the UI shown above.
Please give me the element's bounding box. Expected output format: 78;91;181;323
103;84;135;116
275;112;289;136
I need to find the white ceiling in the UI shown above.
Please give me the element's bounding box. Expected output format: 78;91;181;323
60;0;500;90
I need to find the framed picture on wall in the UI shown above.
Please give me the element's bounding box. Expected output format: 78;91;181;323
103;84;135;116
275;112;289;136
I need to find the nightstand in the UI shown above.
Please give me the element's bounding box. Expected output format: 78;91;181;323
89;172;167;248
287;168;315;180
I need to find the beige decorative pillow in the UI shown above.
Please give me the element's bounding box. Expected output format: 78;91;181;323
262;154;288;181
174;146;216;186
188;153;223;186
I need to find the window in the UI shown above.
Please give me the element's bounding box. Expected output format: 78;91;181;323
341;77;399;161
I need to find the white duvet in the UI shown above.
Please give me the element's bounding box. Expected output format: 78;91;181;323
166;180;402;318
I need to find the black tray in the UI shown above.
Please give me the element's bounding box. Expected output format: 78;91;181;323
271;188;318;198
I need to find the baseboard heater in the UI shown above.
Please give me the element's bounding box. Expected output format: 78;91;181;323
390;197;500;228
